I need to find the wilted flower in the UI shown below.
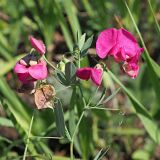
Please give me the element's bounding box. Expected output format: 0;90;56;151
29;36;46;55
96;28;144;78
14;54;48;84
76;65;103;86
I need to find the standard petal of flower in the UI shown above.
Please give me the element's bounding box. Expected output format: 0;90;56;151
117;29;142;59
96;28;118;59
29;61;48;80
76;67;91;80
122;62;139;79
14;62;28;73
91;68;103;86
29;36;46;55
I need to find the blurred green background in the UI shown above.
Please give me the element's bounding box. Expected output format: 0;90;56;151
0;0;160;159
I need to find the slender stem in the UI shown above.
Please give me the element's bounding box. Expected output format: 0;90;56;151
30;48;35;54
78;54;81;68
87;86;99;107
78;83;86;107
85;107;120;111
70;111;85;160
43;55;59;71
23;111;35;160
96;92;106;107
30;136;63;140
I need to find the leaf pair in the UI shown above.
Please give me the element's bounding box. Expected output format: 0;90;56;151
78;33;94;57
56;62;76;86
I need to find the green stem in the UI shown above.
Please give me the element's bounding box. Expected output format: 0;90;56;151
30;136;63;140
87;86;99;107
78;54;81;68
23;111;35;160
70;111;85;160
43;55;59;71
85;107;120;111
78;83;86;107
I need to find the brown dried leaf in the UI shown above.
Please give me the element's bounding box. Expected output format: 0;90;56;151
34;84;56;109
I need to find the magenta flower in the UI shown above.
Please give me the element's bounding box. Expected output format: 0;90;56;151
76;67;103;86
122;61;139;79
96;28;144;78
14;60;48;84
96;28;144;62
29;36;46;55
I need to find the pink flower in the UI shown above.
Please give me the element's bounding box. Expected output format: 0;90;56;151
96;28;144;78
122;61;139;79
14;60;48;84
96;28;144;62
29;36;46;55
76;67;103;86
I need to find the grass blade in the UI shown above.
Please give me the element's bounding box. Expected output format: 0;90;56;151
107;69;160;143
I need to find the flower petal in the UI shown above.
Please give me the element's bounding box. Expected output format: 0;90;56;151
122;61;139;79
91;68;103;86
76;67;91;80
29;61;48;80
116;29;142;59
29;36;46;55
17;73;35;84
14;62;28;73
96;28;118;59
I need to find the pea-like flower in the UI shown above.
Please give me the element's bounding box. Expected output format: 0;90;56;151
29;36;46;55
76;66;103;86
96;28;144;78
14;54;48;84
122;61;139;79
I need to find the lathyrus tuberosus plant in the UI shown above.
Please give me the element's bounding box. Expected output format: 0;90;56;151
14;27;143;159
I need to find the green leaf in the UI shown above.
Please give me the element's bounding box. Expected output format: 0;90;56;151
81;35;94;57
124;1;160;106
107;69;160;143
147;0;160;36
0;55;25;76
62;0;82;41
0;77;31;132
150;58;160;78
56;71;67;85
54;100;65;137
132;150;150;160
0;117;14;127
93;149;103;160
65;62;76;85
78;33;86;50
93;148;109;160
53;0;73;51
